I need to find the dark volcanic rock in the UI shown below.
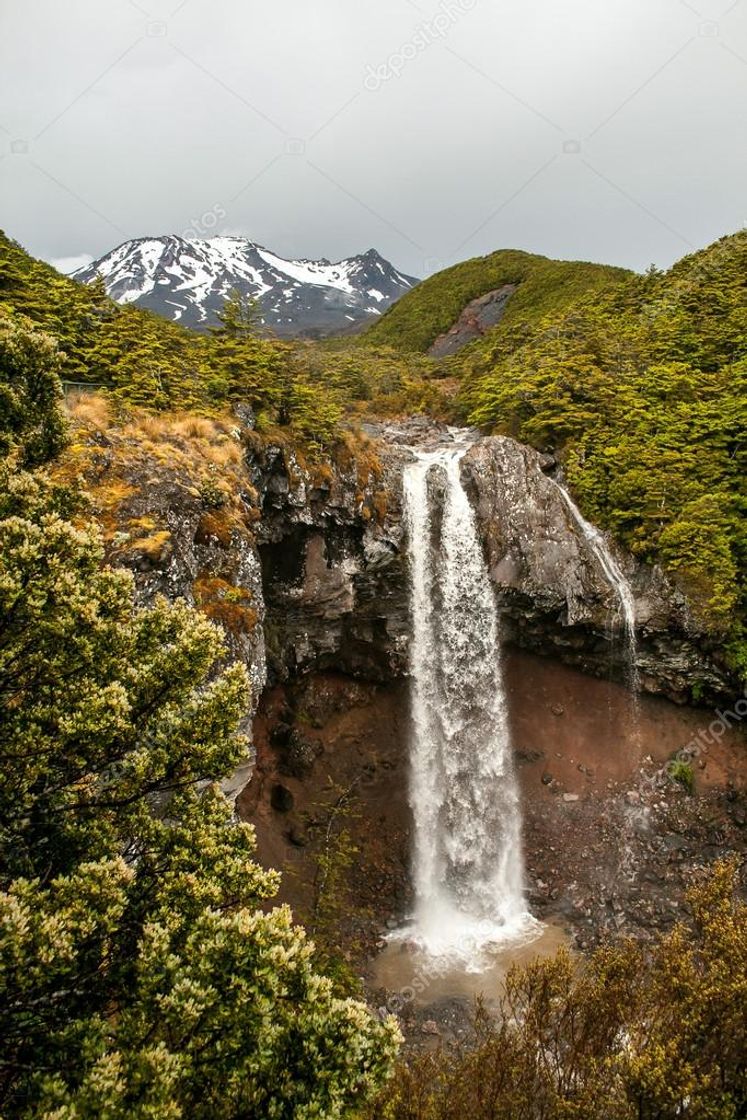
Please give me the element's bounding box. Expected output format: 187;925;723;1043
278;729;320;778
96;415;738;819
251;440;410;683
270;783;294;812
460;436;733;701
428;284;516;357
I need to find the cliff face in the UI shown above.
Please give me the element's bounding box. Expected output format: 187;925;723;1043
460;436;733;703
249;439;410;684
61;408;744;960
66;409;735;746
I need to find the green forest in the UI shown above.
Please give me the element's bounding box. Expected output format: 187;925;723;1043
1;229;746;1118
3;228;744;675
370;233;747;679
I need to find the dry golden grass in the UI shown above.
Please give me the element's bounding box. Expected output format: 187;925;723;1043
123;529;172;559
334;429;382;487
168;415;221;441
193;574;258;636
66;392;113;431
57;400;388;556
372;489;389;523
127;515;157;534
195;511;235;548
119;412;244;470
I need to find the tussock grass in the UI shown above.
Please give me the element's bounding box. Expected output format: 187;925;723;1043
66;392;112;431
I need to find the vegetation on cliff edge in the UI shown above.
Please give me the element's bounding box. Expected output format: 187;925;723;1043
459;232;747;676
0;304;399;1119
369;858;747;1120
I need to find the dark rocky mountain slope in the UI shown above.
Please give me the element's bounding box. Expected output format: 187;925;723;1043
72;235;419;337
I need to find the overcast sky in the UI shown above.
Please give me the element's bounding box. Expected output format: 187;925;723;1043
0;0;745;279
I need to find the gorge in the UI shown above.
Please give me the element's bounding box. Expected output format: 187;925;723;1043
59;400;745;1028
1;33;745;1098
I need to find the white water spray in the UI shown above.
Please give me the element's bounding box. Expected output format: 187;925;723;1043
400;446;536;965
555;484;640;693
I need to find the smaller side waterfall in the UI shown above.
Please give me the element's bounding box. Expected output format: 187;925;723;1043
555;484;640;693
401;446;536;966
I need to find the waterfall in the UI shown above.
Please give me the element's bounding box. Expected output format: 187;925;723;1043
555;484;640;693
401;446;536;965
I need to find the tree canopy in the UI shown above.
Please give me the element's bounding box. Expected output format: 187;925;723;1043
0;316;399;1119
458;232;747;679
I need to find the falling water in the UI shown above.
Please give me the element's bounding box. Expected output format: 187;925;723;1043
401;446;536;965
555;484;640;693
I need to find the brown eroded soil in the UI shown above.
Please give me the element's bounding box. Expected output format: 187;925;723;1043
237;649;746;1039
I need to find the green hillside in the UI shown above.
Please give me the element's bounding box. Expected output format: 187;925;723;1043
460;232;747;675
0;232;344;446
363;248;630;354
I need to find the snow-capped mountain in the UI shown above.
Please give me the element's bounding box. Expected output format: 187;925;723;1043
72;235;419;337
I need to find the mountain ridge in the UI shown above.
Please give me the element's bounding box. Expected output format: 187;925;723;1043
72;234;419;338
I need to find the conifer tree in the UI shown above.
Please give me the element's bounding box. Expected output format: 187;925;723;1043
207;288;284;412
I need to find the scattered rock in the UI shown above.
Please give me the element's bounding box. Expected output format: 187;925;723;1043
232;402;256;430
270;783;294;813
270;722;292;748
287;823;308;847
278;729;319;778
517;747;544;763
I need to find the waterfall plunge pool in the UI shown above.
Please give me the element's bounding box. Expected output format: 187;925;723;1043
370;919;569;1007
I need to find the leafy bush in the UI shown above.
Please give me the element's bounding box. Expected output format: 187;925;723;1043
0;329;400;1116
369;859;747;1120
0;309;67;465
668;758;696;794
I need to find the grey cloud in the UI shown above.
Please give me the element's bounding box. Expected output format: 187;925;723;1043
0;0;745;279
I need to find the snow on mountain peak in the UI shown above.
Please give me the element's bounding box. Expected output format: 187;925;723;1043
72;235;419;338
